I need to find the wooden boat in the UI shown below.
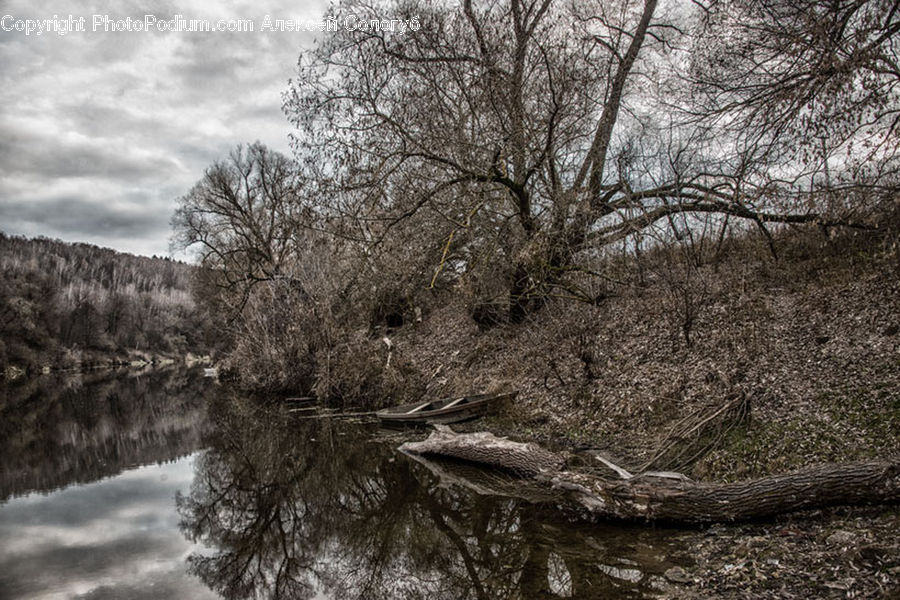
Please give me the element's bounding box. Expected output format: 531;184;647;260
376;391;517;426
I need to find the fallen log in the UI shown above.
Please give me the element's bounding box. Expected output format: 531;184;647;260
399;427;900;524
401;427;565;476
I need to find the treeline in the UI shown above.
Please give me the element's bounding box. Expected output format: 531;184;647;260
0;233;209;374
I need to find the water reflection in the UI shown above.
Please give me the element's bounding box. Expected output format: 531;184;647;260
0;367;217;599
0;455;218;600
0;366;211;500
179;398;690;599
0;370;690;600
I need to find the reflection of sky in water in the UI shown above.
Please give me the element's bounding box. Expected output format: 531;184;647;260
0;454;219;600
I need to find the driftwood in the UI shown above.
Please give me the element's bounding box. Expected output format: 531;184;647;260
399;427;900;524
401;427;566;476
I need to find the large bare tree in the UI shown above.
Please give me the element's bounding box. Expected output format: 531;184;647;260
691;0;900;177
171;143;350;391
285;0;878;320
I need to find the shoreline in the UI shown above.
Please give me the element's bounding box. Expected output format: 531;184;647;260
2;353;212;381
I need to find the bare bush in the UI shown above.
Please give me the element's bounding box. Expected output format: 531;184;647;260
312;330;427;409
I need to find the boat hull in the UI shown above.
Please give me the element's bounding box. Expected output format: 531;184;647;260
376;392;516;426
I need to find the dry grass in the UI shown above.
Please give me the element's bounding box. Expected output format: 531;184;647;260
380;224;900;480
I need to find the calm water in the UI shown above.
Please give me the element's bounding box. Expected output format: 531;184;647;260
0;369;691;599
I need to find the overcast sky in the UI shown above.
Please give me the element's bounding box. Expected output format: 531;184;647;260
0;0;328;257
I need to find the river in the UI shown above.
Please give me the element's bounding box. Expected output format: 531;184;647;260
0;368;693;599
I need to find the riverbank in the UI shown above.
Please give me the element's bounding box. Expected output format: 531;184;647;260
366;226;900;597
2;350;212;381
0;234;209;382
399;427;899;598
380;228;899;480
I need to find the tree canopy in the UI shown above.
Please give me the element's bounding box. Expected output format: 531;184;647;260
172;0;899;392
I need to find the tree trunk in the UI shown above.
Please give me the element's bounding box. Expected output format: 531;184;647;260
401;427;565;476
400;428;900;524
508;263;532;324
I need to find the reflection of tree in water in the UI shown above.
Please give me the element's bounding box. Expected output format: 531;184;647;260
0;366;211;499
179;397;688;599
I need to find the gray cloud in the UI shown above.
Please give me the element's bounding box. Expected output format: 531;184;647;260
0;117;183;180
0;192;177;250
0;0;326;257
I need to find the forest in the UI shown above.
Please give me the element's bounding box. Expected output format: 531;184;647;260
0;233;209;375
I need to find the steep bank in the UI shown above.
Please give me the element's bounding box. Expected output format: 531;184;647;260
381;228;899;481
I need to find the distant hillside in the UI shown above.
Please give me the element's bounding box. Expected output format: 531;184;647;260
0;233;209;374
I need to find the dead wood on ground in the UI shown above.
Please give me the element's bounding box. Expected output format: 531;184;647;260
400;427;900;524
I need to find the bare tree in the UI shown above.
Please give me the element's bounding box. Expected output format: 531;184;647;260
171;142;310;317
285;0;875;321
171;143;376;392
689;0;900;190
